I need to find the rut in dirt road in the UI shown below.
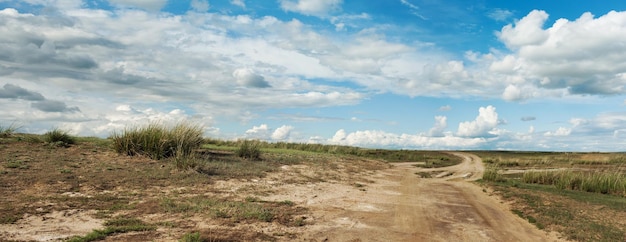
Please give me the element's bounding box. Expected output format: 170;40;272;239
306;152;561;242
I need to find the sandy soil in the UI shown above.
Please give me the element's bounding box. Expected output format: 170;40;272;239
265;152;566;241
0;147;568;241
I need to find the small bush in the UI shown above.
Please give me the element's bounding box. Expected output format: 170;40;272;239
236;140;261;160
111;122;203;161
43;128;75;147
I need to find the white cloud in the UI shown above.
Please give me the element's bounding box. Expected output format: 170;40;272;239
232;68;271;88
231;0;245;8
491;10;626;96
544;127;571;137
438;105;451;111
279;0;342;17
428;116;447;137
457;105;499;137
488;8;513;22
272;125;294;140
107;0;168;11
498;10;549;49
245;124;271;139
329;129;487;149
191;0;210;12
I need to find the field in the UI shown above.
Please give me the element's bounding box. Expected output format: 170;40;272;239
0;127;625;241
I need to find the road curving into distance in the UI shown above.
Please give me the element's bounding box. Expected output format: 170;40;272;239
306;152;566;242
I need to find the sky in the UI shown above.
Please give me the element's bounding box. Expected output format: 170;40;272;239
2;0;626;151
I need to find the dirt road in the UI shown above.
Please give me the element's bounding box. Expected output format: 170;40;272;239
293;152;563;242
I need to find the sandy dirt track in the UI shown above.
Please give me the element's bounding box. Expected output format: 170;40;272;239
287;152;565;242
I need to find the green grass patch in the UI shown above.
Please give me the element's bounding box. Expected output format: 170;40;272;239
43;128;75;147
66;216;155;242
236;140;262;160
110;121;203;161
522;170;626;197
488;180;626;241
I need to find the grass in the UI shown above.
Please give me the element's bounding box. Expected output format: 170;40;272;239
522;170;626;196
179;232;203;242
43;128;75;147
66;216;155;242
0;122;20;138
110;121;203;161
236;139;262;160
489;181;626;241
158;195;305;226
476;151;626;241
481;166;504;182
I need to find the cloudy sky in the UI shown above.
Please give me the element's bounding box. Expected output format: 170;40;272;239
2;0;626;151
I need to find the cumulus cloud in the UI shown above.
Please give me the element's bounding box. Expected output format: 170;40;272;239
544;127;571;137
272;125;294;140
428;116;447;137
233;68;271;88
491;10;626;96
329;129;487;149
279;0;342;17
457;105;499;137
245;124;271;139
243;124;294;140
498;10;549;49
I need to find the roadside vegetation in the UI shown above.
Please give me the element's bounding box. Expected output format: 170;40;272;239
1;121;433;240
476;151;626;241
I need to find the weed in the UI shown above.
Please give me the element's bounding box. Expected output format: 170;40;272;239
66;216;155;242
179;232;204;242
522;170;626;196
236;140;262;160
482;166;504;182
110;121;203;161
43;128;75;147
0;122;20;138
4;160;28;169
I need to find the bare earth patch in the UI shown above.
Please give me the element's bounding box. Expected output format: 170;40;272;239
1;140;568;241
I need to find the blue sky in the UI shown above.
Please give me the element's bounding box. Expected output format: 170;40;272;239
2;0;626;151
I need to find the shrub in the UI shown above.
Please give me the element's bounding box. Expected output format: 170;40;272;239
111;122;204;161
43;128;75;147
236;140;261;160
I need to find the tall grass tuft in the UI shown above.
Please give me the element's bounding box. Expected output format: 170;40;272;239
111;122;204;161
0;122;20;138
523;170;626;197
236;140;262;160
482;166;505;182
43;128;76;147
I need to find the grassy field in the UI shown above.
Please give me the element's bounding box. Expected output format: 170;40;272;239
2;123;625;241
475;151;626;241
0;123;459;241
